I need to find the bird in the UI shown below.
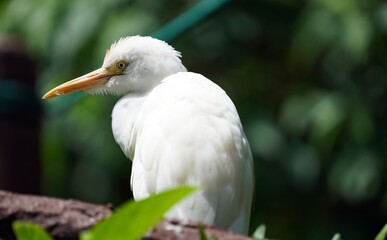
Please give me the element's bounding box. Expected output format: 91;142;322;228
42;36;254;234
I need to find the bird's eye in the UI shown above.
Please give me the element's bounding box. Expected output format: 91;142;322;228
116;61;128;70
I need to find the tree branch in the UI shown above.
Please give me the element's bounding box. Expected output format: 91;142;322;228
0;190;111;239
0;190;251;240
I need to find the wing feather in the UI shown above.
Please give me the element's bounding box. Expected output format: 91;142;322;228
126;72;253;233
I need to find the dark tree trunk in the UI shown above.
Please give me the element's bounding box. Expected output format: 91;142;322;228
0;36;42;194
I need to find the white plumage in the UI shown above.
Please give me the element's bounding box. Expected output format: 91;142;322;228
43;36;254;234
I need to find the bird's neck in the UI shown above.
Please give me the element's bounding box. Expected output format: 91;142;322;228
111;93;147;160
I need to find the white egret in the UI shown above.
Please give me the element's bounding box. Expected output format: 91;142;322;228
43;36;254;234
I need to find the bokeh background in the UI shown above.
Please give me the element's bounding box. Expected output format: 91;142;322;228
0;0;386;239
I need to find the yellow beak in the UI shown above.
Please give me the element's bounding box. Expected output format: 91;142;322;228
42;67;118;99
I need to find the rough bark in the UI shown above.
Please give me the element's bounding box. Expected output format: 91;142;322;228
0;190;111;240
0;190;252;240
148;220;252;240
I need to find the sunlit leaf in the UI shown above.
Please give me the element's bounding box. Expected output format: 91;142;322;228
332;233;342;240
83;186;196;240
252;224;266;240
12;221;53;240
375;224;387;240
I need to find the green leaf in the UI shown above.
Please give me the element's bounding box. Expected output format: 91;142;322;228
375;224;387;240
332;233;342;240
12;221;53;240
84;186;197;240
199;225;209;240
80;231;93;240
252;224;266;240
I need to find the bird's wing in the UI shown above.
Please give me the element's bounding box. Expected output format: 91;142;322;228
131;72;254;233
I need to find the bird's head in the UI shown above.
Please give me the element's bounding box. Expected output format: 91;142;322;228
42;36;186;99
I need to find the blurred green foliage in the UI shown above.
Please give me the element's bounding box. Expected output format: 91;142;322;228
1;0;387;239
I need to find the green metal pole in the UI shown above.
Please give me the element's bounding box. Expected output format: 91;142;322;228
152;0;231;42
